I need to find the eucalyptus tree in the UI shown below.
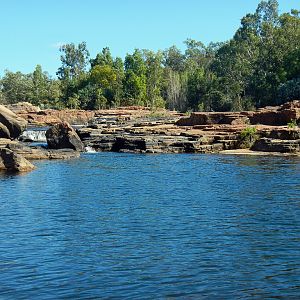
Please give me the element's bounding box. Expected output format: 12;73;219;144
89;47;125;108
31;65;50;106
143;50;165;108
123;49;147;105
56;42;90;107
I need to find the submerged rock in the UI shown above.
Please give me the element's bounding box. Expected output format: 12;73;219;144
0;105;28;139
46;122;84;151
0;148;35;172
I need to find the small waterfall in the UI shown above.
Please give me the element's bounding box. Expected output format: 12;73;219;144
20;129;47;142
85;146;97;153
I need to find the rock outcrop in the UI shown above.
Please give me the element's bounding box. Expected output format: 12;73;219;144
0;123;11;139
6;102;41;114
13;106;182;126
0;148;35;172
177;100;300;127
17;109;95;126
176;112;250;126
76;102;300;155
46;122;84;151
0;105;27;139
2;101;299;157
251;138;300;153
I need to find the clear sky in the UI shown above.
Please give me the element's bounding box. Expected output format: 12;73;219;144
0;0;299;77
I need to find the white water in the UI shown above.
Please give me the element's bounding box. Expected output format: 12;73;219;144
20;130;47;142
85;146;97;153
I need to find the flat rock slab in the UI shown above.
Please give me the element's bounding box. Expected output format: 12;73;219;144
0;148;35;172
220;149;300;156
6;143;80;160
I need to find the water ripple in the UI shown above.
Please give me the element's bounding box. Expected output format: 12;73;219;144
0;153;299;299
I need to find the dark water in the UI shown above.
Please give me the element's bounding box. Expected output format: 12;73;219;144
0;153;299;299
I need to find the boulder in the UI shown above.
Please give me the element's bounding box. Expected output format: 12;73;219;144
46;122;84;151
0;105;28;138
0;123;10;138
0;148;35;172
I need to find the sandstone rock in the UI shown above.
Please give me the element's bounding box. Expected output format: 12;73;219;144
251;138;300;153
6;143;80;160
248;110;290;126
278;100;300;110
176;112;249;126
6;102;41;114
247;100;300;125
0;123;10;138
46;149;81;159
112;136;146;152
0;138;17;148
176;101;300;127
18;109;95;126
262;128;300;140
0;148;35;172
46;122;84;151
0;105;28;138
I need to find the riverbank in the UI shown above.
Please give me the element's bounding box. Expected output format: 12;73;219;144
0;101;299;172
74;100;300;155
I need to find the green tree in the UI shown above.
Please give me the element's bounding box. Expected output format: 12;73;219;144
112;57;125;106
1;70;32;104
56;42;90;107
90;65;117;107
30;65;49;106
123;49;147;105
143;50;165;108
163;46;185;72
57;42;90;80
90;47;113;68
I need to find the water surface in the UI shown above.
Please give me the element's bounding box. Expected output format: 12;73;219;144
0;153;299;299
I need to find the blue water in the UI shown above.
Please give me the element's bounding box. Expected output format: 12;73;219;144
0;153;299;299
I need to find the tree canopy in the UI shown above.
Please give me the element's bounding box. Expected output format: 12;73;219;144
1;1;299;111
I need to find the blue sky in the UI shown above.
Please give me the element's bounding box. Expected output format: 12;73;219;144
0;0;299;77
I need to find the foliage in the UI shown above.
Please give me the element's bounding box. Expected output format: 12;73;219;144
287;119;297;129
277;79;300;104
1;1;299;111
239;127;258;148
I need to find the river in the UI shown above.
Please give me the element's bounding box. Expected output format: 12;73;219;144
0;153;299;299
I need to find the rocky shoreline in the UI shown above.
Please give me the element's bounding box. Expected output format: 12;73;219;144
0;101;299;172
76;100;300;155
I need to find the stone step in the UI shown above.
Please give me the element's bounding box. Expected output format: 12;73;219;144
217;140;239;150
252;138;300;153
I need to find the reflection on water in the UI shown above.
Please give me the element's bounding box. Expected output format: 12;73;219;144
0;153;299;299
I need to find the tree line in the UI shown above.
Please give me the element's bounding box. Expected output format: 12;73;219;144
0;0;299;112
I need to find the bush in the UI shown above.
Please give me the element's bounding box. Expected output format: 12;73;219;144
277;78;300;104
238;126;258;149
287;119;297;129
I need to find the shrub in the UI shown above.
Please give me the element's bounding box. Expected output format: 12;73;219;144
287;119;298;129
238;126;258;149
277;78;300;105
